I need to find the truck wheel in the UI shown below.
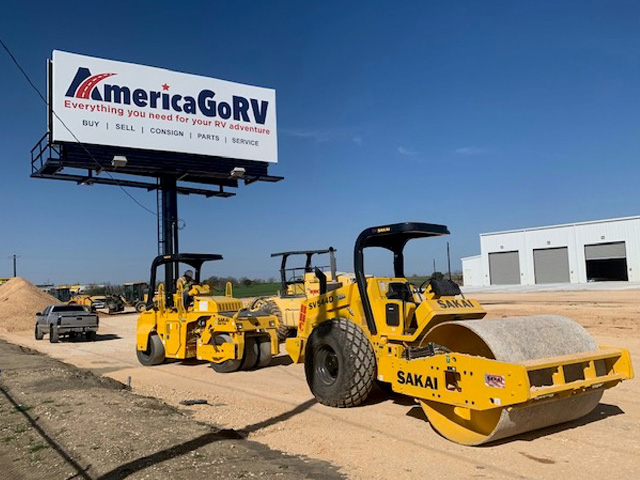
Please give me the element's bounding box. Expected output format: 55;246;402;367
34;325;43;341
240;337;259;370
256;335;272;368
304;318;376;408
86;331;97;342
136;334;165;366
135;302;146;313
49;325;60;343
210;334;242;373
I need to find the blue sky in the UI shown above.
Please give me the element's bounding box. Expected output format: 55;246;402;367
1;1;639;284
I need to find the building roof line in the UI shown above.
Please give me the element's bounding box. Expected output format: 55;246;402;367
480;215;640;237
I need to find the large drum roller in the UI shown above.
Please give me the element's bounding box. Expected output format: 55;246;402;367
421;315;605;445
287;222;634;445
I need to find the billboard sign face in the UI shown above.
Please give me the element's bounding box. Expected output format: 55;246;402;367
50;50;277;163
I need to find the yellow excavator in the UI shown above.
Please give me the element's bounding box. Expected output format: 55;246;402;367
286;222;634;445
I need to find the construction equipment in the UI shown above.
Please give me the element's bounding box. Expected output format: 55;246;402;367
68;294;125;314
91;295;126;314
251;248;353;341
123;282;149;312
286;222;633;445
68;284;85;295
136;253;279;372
51;286;72;303
67;294;95;310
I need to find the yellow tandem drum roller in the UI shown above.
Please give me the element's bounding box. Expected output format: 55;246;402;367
421;315;611;446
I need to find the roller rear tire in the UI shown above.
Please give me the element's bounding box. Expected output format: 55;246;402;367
304;319;376;408
260;300;293;342
136;333;165;366
240;337;259;370
210;334;242;373
256;336;272;368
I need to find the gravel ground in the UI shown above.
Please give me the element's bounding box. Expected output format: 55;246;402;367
1;290;639;480
0;339;344;480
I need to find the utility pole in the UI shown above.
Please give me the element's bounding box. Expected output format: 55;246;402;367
447;242;452;280
12;254;18;277
433;258;436;274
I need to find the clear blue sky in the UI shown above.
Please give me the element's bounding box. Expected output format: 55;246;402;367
1;1;639;284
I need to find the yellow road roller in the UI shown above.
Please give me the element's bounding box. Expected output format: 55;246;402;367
251;248;353;341
136;253;279;372
286;222;634;445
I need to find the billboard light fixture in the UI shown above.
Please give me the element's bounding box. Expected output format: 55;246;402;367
230;167;245;178
112;155;128;168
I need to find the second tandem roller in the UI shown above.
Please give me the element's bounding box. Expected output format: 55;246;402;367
286;222;634;445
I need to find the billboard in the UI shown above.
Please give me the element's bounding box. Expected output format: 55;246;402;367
50;50;277;163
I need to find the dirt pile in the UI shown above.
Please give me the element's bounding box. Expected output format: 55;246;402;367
0;278;58;333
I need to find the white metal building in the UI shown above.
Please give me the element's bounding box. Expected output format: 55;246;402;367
462;216;640;286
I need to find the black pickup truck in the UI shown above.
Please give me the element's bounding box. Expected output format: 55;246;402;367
35;304;99;343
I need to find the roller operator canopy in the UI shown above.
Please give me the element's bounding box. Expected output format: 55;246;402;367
150;253;223;271
356;222;450;253
148;253;224;296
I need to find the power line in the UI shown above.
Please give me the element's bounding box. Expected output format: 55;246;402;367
0;35;157;217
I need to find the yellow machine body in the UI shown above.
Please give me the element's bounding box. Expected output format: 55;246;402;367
251;248;350;340
69;294;93;308
287;275;633;445
286;278;487;362
255;271;354;335
136;283;279;366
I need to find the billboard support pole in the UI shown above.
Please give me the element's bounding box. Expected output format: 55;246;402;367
160;175;179;304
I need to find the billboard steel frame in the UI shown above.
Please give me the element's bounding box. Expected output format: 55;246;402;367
30;132;283;294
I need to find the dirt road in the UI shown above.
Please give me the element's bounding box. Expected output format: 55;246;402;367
2;290;639;480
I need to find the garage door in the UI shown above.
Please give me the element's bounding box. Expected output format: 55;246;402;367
584;242;628;281
533;247;570;284
489;251;520;285
585;242;626;260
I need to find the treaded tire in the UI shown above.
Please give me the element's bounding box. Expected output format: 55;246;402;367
86;331;97;342
256;335;272;368
34;324;44;341
240;336;259;370
210;333;242;373
136;333;165;366
249;297;268;310
49;325;59;343
261;299;293;342
135;302;146;313
304;318;376;408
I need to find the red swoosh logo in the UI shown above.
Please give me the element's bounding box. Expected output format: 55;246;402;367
76;72;117;99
